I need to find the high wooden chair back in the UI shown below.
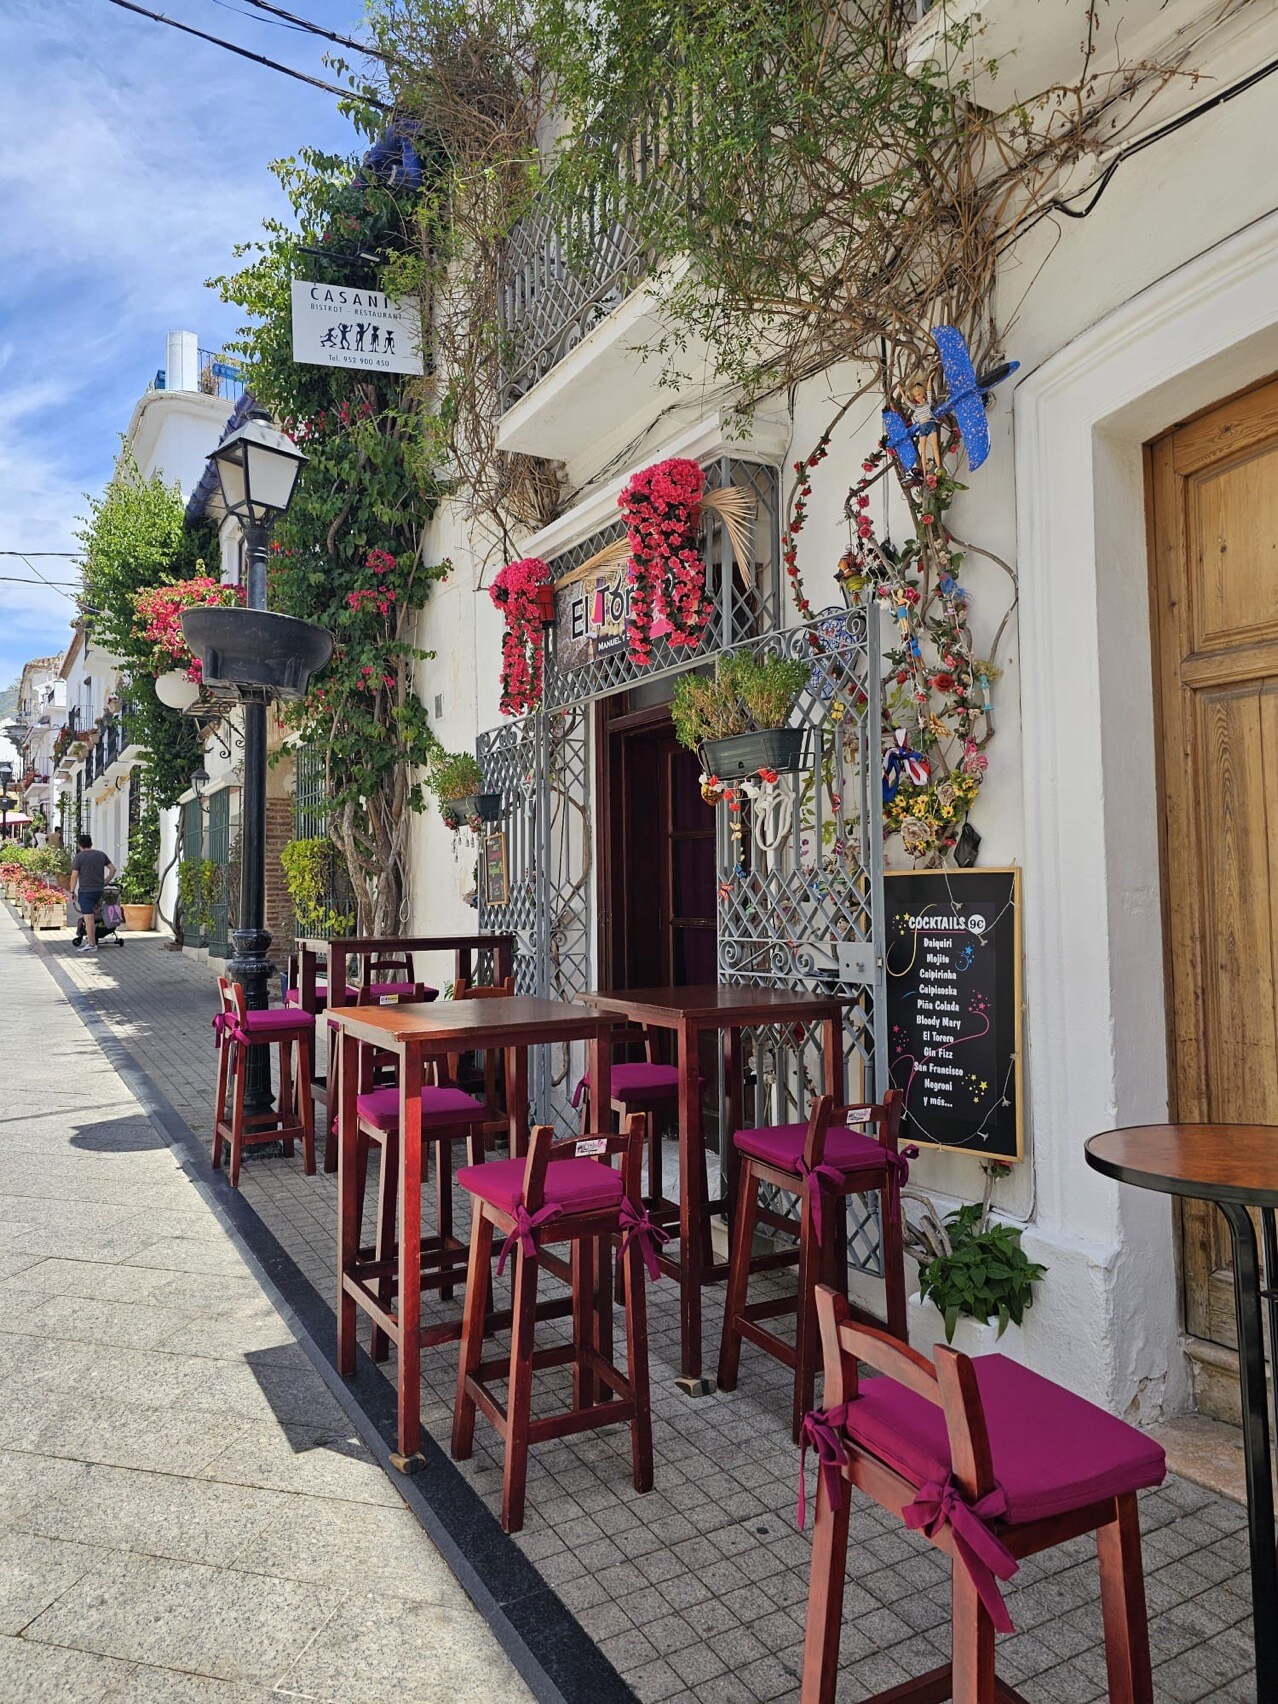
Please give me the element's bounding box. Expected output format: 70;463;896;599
799;1089;904;1171
448;975;516;1101
217;975;247;1025
521;1113;647;1215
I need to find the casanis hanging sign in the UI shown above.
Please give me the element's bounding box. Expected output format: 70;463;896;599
290;279;424;376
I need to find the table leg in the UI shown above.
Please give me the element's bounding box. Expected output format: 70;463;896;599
676;1017;711;1396
1221;1199;1278;1703
723;1025;741;1252
507;1045;529;1157
393;1045;425;1472
821;1013;844;1103
336;1029;360;1378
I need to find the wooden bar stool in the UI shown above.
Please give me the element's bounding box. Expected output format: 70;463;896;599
572;1027;702;1276
211;977;316;1188
718;1090;909;1440
799;1286;1165;1704
357;948;439;1007
451;1115;661;1533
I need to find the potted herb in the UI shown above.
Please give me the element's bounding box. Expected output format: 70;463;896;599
429;749;501;831
672;651;809;780
906;1196;1046;1351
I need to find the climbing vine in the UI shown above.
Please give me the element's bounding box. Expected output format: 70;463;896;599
213;145;450;933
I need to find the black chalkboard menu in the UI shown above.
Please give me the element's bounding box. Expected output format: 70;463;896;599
883;867;1022;1160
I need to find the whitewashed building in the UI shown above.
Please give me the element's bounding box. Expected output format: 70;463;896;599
396;0;1278;1461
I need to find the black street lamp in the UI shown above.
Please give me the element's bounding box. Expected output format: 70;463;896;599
196;407;309;1115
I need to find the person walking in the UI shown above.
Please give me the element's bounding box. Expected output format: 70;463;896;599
70;833;114;954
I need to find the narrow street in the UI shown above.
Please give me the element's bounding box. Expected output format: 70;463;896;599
0;906;531;1703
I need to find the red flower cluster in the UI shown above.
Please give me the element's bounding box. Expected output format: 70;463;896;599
618;457;708;664
134;575;245;682
490;556;552;716
780;432;832;640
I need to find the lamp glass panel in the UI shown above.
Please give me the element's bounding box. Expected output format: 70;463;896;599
244;441;301;519
214;445;248;516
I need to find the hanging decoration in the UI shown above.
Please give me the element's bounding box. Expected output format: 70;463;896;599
617;456;710;664
781;327;1018;865
490;555;552;716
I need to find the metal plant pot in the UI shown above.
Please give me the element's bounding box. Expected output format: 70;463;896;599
701;727;806;779
181;608;334;704
452;792;503;824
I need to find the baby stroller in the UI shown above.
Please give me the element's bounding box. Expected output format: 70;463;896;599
73;884;126;948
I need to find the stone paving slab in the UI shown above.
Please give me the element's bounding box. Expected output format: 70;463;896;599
0;908;532;1704
50;920;1261;1703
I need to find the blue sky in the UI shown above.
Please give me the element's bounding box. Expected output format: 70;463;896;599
0;0;372;690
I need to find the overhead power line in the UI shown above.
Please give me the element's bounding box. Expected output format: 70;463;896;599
103;0;391;109
235;0;397;65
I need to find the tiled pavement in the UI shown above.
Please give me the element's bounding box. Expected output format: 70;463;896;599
0;908;531;1703
51;924;1260;1702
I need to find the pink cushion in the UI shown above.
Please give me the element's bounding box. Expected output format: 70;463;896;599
357;981;439;1003
578;1062;683;1101
846;1355;1165;1526
239;1008;315;1036
457;1155;625;1216
356;1084;486;1131
284;981;360;1008
734;1121;887;1176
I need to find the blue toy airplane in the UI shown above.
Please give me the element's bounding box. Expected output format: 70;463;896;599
882;325;1018;474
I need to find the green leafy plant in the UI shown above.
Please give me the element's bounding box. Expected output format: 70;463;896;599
671;653;807;753
118;784;161;905
428;749;484;804
177;857;220;940
280;837;355;938
916;1201;1046;1343
26;845;71;884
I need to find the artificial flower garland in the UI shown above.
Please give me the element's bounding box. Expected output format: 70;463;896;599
490;555;552;716
618;456;709;664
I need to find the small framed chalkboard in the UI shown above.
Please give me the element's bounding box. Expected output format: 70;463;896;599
482;831;509;908
883;866;1022;1160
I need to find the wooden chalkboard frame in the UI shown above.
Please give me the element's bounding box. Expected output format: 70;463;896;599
482;831;509;908
883;865;1023;1161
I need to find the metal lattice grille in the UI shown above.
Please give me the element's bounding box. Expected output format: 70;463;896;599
293;748;328;840
714;608;888;1273
543;458;781;710
477;706;592;1131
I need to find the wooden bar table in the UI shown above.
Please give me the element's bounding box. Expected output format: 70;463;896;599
329;995;613;1469
1086;1123;1278;1703
295;933;516;1161
583;984;845;1395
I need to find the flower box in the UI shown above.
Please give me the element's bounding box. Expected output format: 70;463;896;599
702;727;806;779
181;607;333;704
452;792;503;825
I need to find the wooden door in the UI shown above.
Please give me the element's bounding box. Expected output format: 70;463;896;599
1149;374;1278;1349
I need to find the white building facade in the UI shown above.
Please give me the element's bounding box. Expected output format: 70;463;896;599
395;2;1278;1436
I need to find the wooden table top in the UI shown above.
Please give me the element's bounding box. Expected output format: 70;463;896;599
298;932;514;954
327;994;612;1047
583;984;846;1024
1085;1124;1278;1208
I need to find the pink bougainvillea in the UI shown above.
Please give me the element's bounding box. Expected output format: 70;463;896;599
489;556;552;716
618;457;708;665
134;576;245;681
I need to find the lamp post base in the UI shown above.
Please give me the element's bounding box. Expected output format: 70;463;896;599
228;926;275;1116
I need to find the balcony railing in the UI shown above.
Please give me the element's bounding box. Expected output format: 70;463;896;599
197;350;245;404
498;123;680;410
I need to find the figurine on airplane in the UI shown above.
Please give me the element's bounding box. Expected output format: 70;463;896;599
882;325;1018;476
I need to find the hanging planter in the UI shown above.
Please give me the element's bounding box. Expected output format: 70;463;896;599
181;608;334;704
702;726;806;779
451;792;503;825
155;669;201;712
429;749;501;832
490;556;552;716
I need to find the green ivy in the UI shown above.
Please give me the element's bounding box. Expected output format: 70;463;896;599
918;1203;1047;1343
177;857;220;940
279;837;355;937
118;779;161;904
211;147;447;933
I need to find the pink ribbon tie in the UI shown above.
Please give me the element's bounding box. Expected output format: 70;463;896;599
796;1160;844;1246
797;1404;851;1528
904;1474;1018;1632
618;1197;669;1281
570;1074;588;1110
496;1201;563;1275
212;1011;248;1048
883;1143;921;1222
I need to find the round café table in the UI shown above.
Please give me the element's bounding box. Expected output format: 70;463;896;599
1086;1124;1278;1703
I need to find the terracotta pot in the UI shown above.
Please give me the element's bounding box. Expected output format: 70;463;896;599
122;903;156;932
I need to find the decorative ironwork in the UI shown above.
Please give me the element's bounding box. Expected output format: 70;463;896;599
499;163;668;409
293;747;328;841
477;704;592;1130
543;457;782;709
714;607;888;1272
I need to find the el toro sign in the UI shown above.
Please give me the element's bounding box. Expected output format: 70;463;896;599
290;279;424;376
